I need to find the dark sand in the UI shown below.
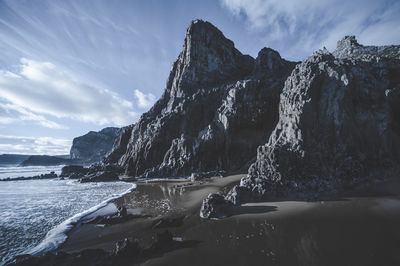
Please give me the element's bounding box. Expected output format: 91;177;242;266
59;175;400;266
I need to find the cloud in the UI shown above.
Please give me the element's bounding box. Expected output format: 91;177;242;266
0;101;66;129
0;135;71;155
0;58;138;127
134;89;156;109
221;0;400;59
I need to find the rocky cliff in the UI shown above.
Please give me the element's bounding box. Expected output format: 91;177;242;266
225;36;400;204
105;19;296;178
70;127;122;164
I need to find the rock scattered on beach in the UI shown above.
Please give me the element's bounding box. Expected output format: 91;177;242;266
200;192;232;219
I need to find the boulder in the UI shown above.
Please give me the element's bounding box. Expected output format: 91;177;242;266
200;193;232;219
60;165;88;177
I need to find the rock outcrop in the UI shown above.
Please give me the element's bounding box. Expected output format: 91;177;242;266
70;127;122;164
59;164;122;182
333;35;400;60
200;193;232;219
226;37;400;204
105;19;296;178
60;165;89;178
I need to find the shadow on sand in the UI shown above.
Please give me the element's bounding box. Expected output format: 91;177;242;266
228;205;278;217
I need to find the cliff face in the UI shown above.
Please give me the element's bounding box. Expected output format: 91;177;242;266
106;19;296;178
227;37;400;203
70;127;121;164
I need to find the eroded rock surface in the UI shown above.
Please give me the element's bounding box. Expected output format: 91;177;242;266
228;38;400;203
200;193;232;219
105;19;296;178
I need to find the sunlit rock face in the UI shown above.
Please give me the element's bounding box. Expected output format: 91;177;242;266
228;38;400;203
105;19;296;178
70;127;121;164
333;35;400;60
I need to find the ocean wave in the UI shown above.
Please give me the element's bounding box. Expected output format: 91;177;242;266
27;183;137;255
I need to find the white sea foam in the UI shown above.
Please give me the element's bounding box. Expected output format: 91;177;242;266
27;183;136;255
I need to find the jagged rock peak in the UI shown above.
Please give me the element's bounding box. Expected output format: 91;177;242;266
333;35;400;60
165;20;254;99
253;47;298;80
336;35;360;49
185;19;234;47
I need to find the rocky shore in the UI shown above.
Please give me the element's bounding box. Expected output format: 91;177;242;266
60;164;123;183
76;20;399;210
6;174;400;266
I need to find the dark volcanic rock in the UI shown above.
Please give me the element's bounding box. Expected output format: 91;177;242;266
79;164;123;183
200;192;232;219
60;164;123;182
60;165;88;177
105;19;296;178
228;38;400;203
70;127;122;164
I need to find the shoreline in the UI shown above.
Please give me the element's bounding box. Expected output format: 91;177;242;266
5;174;400;265
57;174;245;253
55;175;400;266
25;182;136;256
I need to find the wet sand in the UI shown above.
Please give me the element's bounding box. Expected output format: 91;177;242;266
59;175;400;266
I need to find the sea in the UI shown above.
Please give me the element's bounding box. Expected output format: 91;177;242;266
0;165;134;264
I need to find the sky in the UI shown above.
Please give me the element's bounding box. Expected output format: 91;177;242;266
0;0;399;155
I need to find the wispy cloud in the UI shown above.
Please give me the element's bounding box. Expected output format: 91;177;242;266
0;101;65;129
0;135;71;155
0;58;138;126
221;0;400;59
134;89;156;109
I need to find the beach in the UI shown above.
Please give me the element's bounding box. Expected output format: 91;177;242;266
0;176;133;264
57;175;400;266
